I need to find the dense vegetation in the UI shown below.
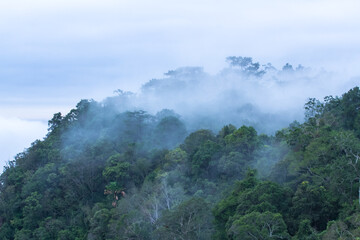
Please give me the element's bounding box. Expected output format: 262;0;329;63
1;87;360;239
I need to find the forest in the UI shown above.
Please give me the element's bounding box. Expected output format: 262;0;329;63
1;84;360;239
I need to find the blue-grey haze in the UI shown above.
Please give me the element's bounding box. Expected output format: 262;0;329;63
1;0;360;170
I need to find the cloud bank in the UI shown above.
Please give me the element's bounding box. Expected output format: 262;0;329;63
103;58;359;134
1;0;360;170
0;116;48;171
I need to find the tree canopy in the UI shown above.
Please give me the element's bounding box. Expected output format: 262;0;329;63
1;87;360;239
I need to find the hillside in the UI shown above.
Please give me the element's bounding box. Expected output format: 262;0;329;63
1;87;360;239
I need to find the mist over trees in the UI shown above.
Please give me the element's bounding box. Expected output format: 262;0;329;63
1;58;360;239
103;57;357;134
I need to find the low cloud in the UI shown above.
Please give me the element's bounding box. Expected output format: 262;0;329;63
0;116;48;171
103;58;359;134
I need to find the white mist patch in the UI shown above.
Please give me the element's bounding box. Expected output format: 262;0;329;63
104;61;360;134
0;116;48;172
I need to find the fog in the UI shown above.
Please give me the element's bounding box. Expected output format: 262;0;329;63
1;0;360;170
0;116;47;170
1;56;359;171
101;57;358;134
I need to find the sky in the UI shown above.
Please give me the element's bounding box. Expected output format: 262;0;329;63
1;0;360;170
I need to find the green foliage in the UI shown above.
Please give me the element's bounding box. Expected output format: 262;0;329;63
154;197;213;240
213;170;258;239
154;116;187;149
2;87;360;239
341;86;360;132
225;125;259;157
294;219;319;240
218;124;237;139
103;154;131;185
290;182;338;231
213;170;293;239
190;140;221;177
88;207;111;240
164;147;187;167
181;129;216;156
228;211;289;240
23;192;42;229
214;151;247;180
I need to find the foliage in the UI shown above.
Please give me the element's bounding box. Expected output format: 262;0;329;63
228;211;290;240
1;87;360;239
153;197;213;240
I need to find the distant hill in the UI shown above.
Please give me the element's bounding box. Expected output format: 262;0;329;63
1;80;360;238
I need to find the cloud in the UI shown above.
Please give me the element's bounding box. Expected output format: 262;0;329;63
1;0;360;72
0;0;359;171
104;61;359;135
0;116;48;172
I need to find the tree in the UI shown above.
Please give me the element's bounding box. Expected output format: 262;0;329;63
123;110;151;143
181;129;215;156
282;63;294;72
154;116;187;149
47;112;63;133
290;181;337;231
154;197;213;240
190;140;221;177
218;124;237;139
163;147;188;170
304;98;324;121
226;56;265;76
335;130;360;206
88;206;111;240
214;151;247;180
22;192;43;230
228;211;290;240
293;219;319;240
225;126;259;158
102;154;131;187
341;87;360;131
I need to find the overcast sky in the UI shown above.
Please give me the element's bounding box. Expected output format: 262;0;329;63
1;0;360;170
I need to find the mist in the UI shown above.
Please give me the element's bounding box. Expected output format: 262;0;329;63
0;116;47;170
100;57;358;134
1;57;358;173
2;0;360;172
